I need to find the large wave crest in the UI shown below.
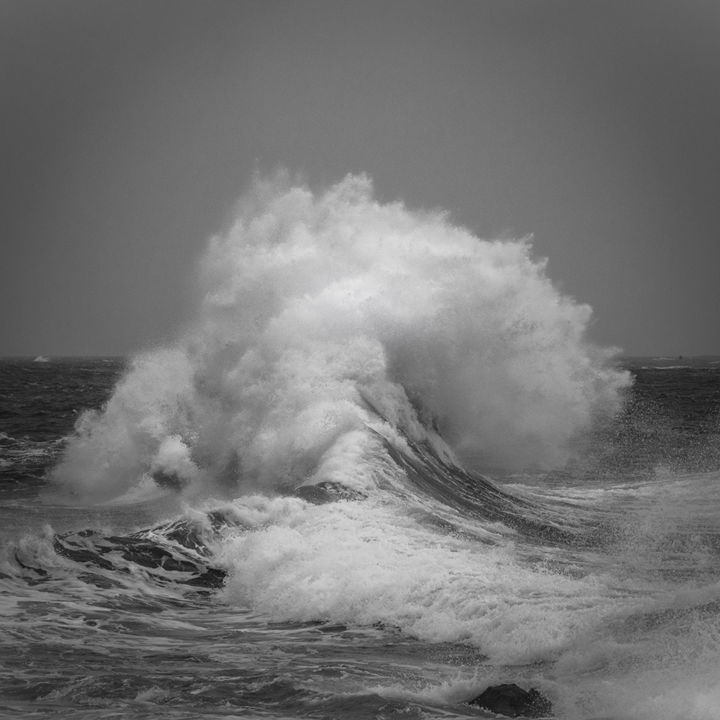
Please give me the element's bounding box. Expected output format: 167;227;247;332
51;173;630;501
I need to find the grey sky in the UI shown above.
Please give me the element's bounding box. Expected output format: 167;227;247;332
2;0;719;356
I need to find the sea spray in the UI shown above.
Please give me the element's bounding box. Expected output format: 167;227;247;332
51;172;630;501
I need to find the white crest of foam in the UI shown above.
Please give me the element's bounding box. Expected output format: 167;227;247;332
51;172;629;501
214;494;623;664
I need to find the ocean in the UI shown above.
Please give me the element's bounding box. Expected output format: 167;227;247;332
2;176;720;719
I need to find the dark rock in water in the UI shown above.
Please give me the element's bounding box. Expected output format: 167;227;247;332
469;683;552;718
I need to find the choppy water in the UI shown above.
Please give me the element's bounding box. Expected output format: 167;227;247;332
2;358;720;720
2;177;720;719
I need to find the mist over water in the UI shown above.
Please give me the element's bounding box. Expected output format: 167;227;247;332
51;173;629;502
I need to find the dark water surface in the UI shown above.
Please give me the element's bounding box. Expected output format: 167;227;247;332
2;357;720;720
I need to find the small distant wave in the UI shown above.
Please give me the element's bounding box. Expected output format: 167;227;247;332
640;365;692;370
32;355;50;363
627;356;720;371
0;433;67;489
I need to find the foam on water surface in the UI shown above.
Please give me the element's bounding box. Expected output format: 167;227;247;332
2;177;719;719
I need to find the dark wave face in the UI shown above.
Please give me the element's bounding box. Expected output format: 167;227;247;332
2;177;720;720
0;358;124;497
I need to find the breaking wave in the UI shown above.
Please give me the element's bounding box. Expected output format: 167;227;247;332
50;172;629;503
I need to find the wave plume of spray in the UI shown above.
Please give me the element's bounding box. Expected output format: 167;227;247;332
51;172;629;501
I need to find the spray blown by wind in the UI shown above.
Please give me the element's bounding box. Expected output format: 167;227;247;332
52;173;630;501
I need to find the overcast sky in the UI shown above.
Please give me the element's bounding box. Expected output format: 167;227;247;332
2;0;719;356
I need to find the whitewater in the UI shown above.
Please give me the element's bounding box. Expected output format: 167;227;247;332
2;174;719;719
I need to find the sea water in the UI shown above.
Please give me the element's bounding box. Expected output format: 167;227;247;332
1;175;719;719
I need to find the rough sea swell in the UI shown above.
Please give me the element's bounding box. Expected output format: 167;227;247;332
2;175;720;719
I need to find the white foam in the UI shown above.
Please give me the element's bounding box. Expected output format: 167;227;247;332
50;173;628;502
215;494;632;666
